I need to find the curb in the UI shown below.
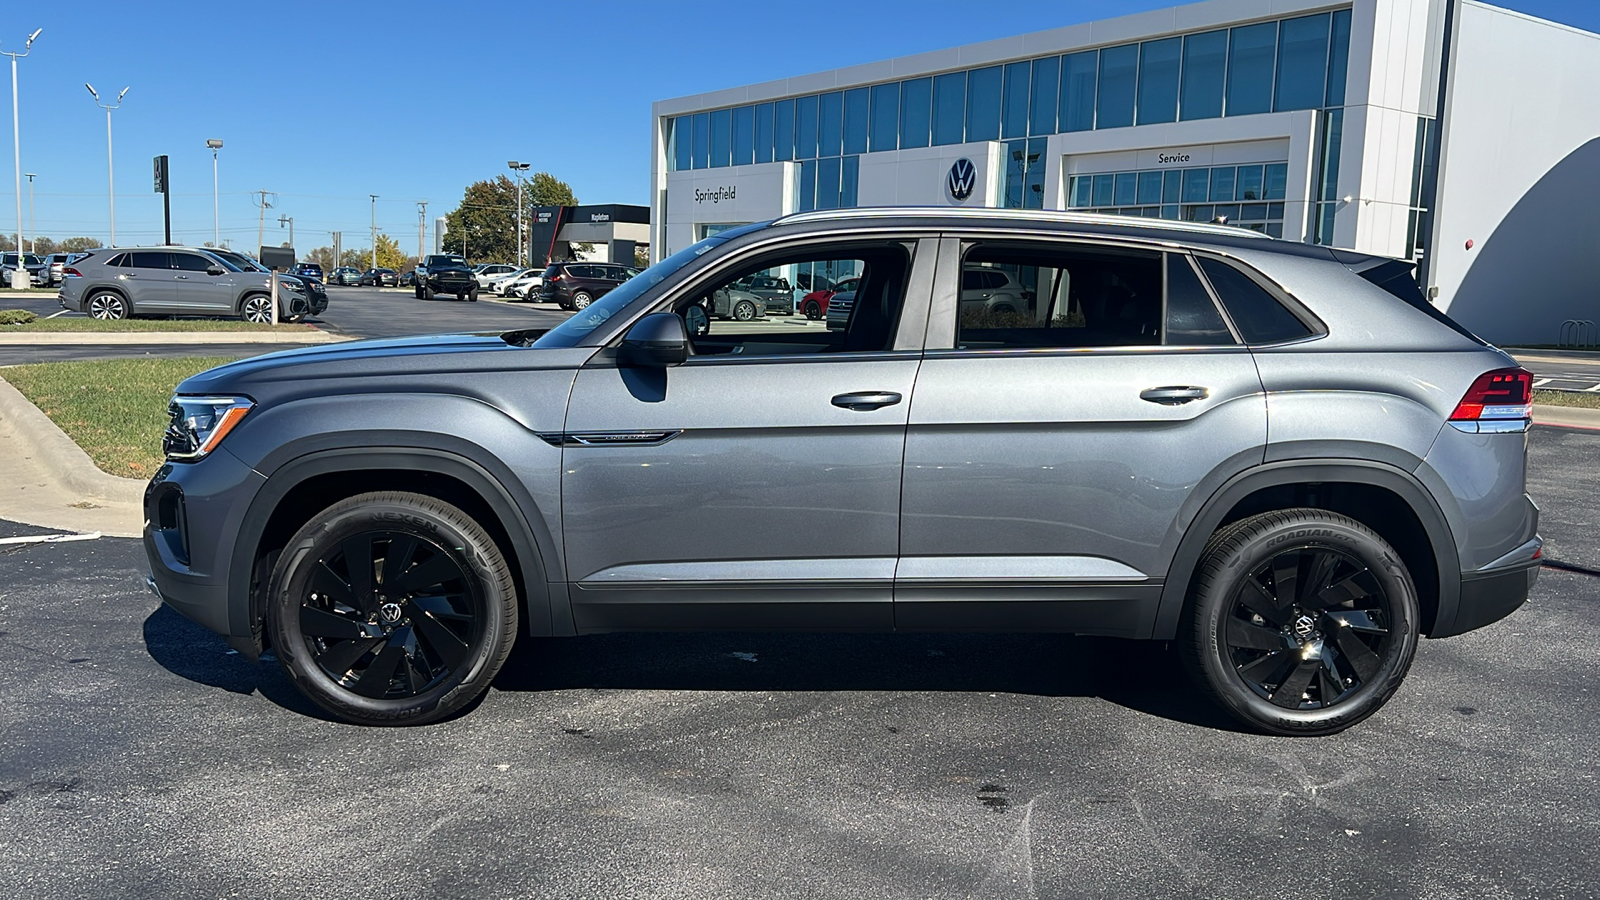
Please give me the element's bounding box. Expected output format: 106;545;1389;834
0;375;145;503
0;330;348;345
1533;404;1600;431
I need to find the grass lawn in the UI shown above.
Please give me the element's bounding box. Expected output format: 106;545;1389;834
0;317;316;333
1534;389;1600;409
3;357;238;478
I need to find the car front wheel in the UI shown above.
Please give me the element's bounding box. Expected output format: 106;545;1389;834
1180;509;1419;736
803;300;822;320
241;294;275;324
267;491;519;726
733;300;756;321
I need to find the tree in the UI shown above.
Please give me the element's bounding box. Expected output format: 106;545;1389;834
373;233;407;271
442;172;578;265
338;249;367;270
59;237;100;253
306;246;337;272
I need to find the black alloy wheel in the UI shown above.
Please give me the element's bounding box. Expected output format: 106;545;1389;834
1181;509;1418;736
268;492;518;725
803;300;822;320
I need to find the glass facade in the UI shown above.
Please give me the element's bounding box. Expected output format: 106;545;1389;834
669;9;1351;172
1068;162;1290;238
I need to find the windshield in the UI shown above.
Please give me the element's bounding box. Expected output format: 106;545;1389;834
211;250;264;273
534;237;728;348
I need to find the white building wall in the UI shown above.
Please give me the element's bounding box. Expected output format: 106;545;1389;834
1428;1;1600;345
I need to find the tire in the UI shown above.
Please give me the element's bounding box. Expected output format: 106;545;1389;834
733;299;756;321
1180;509;1419;736
241;294;275;324
571;290;593;310
422;285;435;301
415;286;424;300
87;291;129;320
267;491;519;726
468;287;479;302
803;300;822;320
456;293;466;302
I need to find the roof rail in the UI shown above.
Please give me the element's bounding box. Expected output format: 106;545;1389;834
771;206;1272;239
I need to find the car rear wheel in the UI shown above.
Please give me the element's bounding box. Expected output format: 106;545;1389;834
571;290;593;310
733;300;757;321
1180;509;1419;736
803;300;822;320
87;291;129;320
267;491;519;726
241;294;275;324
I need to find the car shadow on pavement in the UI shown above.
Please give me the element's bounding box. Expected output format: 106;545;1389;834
493;631;1247;733
140;605;335;722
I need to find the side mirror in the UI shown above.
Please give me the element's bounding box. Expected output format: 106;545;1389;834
618;312;688;368
206;265;225;276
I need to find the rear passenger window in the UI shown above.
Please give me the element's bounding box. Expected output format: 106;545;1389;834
127;251;170;270
1196;256;1313;344
956;244;1163;349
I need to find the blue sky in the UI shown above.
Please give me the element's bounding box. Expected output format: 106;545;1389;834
2;0;1595;255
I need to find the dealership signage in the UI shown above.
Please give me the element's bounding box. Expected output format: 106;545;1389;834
1157;151;1192;165
694;186;737;204
946;158;976;202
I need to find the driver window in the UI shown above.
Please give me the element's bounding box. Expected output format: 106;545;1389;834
674;243;912;357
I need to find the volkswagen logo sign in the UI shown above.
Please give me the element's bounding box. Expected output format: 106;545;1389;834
946;158;976;203
379;602;404;624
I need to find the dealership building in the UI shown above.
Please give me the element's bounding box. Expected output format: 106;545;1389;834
650;0;1599;344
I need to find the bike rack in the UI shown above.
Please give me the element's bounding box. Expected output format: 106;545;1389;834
1559;319;1597;349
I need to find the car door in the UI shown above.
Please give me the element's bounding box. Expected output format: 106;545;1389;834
558;236;937;633
115;251;180;312
169;251;236;315
897;236;1267;638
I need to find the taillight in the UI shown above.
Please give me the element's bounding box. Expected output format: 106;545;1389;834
1449;367;1532;433
64;267;83;277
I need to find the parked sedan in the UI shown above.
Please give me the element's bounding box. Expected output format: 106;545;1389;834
497;268;543;298
358;268;399;287
734;274;796;316
328;266;363;286
799;276;859;320
399;271;417;288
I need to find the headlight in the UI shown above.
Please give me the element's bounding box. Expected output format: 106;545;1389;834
278;278;306;293
163;396;253;460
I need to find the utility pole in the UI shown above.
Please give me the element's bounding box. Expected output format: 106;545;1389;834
416;201;427;264
23;172;33;253
252;189;275;255
278;214;294;249
332;231;341;269
369;194;378;271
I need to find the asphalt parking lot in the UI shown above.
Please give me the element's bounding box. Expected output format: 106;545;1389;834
0;426;1594;899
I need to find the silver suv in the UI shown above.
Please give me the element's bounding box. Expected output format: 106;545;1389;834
58;246;324;322
142;208;1540;735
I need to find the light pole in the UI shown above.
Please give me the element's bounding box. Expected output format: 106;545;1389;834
416;200;427;264
206;139;223;246
507;160;529;267
278;214;294;250
4;28;41;289
24;172;34;253
85;82;128;247
369;194;378;272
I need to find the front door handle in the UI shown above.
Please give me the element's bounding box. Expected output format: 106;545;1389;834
1140;386;1209;405
175;275;189;280
832;391;902;411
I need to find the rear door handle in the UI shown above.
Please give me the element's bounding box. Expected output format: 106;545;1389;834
832;391;902;411
1139;386;1209;405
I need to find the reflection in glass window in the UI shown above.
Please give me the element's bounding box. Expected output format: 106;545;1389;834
709;108;731;168
1275;13;1331;111
1180;30;1227;120
692;112;710;169
1209;167;1236;202
933;72;966;145
1003;62;1030;139
871;82;900;152
899;78;931;149
816;156;842;209
1060;50;1098;132
1163;170;1182;203
1114;172;1137;206
755;103;775;163
818;92;843;158
844;88;869;154
1182;168;1210;203
1237;164;1265;201
1004;139;1028;209
1136;38;1181;125
799;159;816;212
955;244;1163;349
1327;9;1352;106
1092;174;1114;206
775;99;795;161
672;116;691;171
795;94;818;160
1265;163;1288;200
1167;254;1236;345
732;106;754;166
1227;23;1277;116
967;66;1003;143
841;156;860;207
1097;44;1138;129
1029;56;1059;136
1137;171;1163;205
1071;176;1093;207
1024;137;1047;209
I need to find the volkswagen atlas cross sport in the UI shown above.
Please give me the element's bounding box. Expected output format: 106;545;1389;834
143;208;1541;735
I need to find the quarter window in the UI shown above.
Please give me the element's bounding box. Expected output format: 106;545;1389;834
1195;256;1312;344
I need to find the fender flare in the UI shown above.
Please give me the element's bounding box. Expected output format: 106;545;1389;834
1152;459;1462;640
227;444;563;652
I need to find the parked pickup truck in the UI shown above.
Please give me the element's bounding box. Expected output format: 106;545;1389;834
414;254;478;301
